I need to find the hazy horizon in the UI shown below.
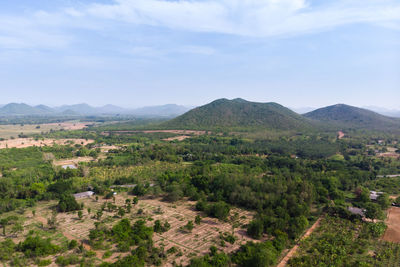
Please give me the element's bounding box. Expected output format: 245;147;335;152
1;100;400;115
1;0;399;109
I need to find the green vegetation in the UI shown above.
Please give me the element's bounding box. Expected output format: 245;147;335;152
289;216;399;266
305;104;400;133
163;98;316;131
0;106;399;266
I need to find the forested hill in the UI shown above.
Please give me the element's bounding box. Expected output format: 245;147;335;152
163;98;316;131
305;104;400;132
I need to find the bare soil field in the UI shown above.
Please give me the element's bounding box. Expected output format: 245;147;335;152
0;122;91;139
0;193;256;266
0;138;94;149
102;130;207;136
53;156;96;166
42;122;91;130
378;152;400;159
162;135;191;141
382;207;400;243
139;198;256;266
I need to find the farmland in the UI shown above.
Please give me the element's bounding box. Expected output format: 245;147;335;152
0;118;399;266
0;122;90;139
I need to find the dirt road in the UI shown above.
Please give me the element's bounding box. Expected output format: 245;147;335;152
277;217;322;267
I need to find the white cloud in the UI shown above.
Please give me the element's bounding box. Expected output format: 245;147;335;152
0;0;399;52
0;15;72;50
83;0;400;37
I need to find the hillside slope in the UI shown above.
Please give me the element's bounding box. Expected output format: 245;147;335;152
0;103;51;116
163;98;315;131
305;104;400;131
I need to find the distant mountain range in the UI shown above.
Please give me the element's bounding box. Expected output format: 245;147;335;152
163;99;400;133
0;103;191;118
1;100;399;134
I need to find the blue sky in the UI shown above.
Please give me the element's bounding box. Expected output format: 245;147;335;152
0;0;399;109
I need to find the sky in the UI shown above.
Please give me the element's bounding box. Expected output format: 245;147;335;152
0;0;399;109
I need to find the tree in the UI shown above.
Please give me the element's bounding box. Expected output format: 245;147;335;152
96;210;103;220
247;219;264;239
154;220;163;233
78;211;83;220
195;215;202;225
57;194;80;212
377;193;391;209
47;210;58;230
11;223;23;237
365;203;383;220
118;207;126;218
354;187;370;203
184;221;194;232
0;218;8;236
207;202;230;221
133;197;139;205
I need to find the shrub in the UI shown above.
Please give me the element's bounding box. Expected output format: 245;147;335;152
57;194;81;212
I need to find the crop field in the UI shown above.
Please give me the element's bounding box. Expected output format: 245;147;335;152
53;156;96;166
0;122;90;139
0;138;94;149
0;193;256;266
139;198;256;266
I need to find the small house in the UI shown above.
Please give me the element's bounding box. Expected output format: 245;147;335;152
348;207;365;217
62;164;77;170
370;191;383;201
73;191;94;199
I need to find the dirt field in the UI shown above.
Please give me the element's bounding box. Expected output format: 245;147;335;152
0;122;91;139
139;198;256;266
53;156;96;166
0;193;256;266
42;122;90;130
0;138;94;149
102;130;207;136
162;135;191;141
378;152;400;159
382;207;400;243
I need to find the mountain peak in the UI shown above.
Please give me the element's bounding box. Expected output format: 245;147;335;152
163;98;313;131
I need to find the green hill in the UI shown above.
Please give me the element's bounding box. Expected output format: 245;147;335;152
305;104;400;131
0;103;51;116
163;98;315;131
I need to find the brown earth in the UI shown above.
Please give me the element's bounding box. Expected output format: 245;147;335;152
162;135;191;141
378;152;400;159
102;130;206;136
53;156;95;166
0;138;94;149
382;207;400;243
42;122;91;130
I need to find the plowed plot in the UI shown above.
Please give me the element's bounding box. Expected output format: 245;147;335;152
139;198;256;266
0;138;94;149
53;156;95;166
1;194;256;265
382;207;400;243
